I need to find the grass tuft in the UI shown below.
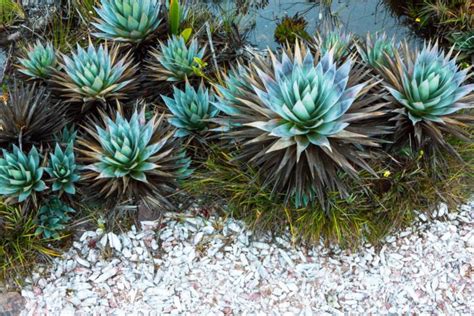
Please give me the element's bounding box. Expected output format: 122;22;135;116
0;201;59;285
185;134;473;248
0;0;24;26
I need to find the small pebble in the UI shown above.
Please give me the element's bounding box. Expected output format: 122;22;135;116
19;201;474;315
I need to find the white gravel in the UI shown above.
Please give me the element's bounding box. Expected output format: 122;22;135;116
21;201;473;315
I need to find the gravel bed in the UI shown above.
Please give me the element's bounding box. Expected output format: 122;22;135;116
21;201;473;315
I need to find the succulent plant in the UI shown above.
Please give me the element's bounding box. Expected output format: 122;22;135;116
378;42;474;154
214;42;388;207
18;41;57;80
45;142;80;195
161;81;218;137
147;36;206;81
357;33;396;69
53;42;136;103
0;145;46;203
167;0;188;35
35;197;75;239
216;65;253;111
78;106;192;209
92;0;163;42
0;0;24;26
274;14;310;45
450;31;474;57
314;31;352;61
54;126;78;146
0;81;67;148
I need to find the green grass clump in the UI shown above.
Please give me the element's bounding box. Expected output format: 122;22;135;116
0;201;59;284
400;0;473;55
185;138;473;248
0;0;24;26
71;0;99;24
185;151;375;247
44;12;83;53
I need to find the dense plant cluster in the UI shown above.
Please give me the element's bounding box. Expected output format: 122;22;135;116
274;14;310;45
214;43;388;207
0;0;472;281
400;0;474;64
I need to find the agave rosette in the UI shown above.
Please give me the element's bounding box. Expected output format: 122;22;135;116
162;81;219;137
53;42;137;103
214;42;389;207
314;31;353;61
45;142;80;195
147;36;206;82
450;31;474;56
77;106;192;209
92;0;163;42
0;145;46;203
35;197;75;239
357;33;396;69
18;41;57;80
378;42;474;153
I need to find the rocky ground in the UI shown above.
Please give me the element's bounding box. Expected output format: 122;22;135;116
14;200;474;315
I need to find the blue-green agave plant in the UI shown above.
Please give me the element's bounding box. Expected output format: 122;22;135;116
315;31;352;61
161;81;219;137
357;33;396;69
379;42;474;153
35;197;75;239
148;36;206;81
55;126;78;146
217;65;252;113
45;142;80;195
53;42;136;103
214;42;387;207
381;43;474;124
92;0;163;42
18;41;57;79
0;145;46;203
450;31;474;56
78;107;192;208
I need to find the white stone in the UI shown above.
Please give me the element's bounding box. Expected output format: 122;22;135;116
193;232;204;245
108;232;122;252
76;290;95;301
18;201;474;315
76;256;90;268
93;268;118;283
99;234;108;248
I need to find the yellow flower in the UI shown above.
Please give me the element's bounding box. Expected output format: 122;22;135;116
415;17;421;23
383;170;391;178
0;93;7;105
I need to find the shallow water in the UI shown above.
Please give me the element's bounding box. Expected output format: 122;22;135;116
0;49;6;83
205;0;420;49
